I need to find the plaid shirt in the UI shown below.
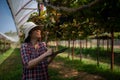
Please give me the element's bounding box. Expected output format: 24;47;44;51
20;42;49;80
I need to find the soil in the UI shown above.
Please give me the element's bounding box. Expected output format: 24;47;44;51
49;60;105;80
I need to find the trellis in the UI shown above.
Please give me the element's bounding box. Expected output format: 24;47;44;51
0;39;11;54
0;32;14;54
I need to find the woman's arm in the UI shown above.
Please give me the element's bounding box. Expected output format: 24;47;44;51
27;49;52;69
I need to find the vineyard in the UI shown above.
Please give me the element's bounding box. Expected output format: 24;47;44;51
0;45;120;80
0;0;120;80
0;32;13;54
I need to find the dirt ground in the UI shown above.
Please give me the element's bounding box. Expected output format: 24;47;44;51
49;60;105;80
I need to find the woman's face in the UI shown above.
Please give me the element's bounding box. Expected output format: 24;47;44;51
30;29;41;39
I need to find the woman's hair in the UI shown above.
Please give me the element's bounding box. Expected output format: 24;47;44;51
24;35;31;43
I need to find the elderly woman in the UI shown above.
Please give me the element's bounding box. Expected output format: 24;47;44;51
20;22;53;80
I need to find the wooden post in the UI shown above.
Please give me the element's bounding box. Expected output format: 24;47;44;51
111;29;114;71
79;39;82;61
72;39;74;60
96;35;100;67
67;39;70;59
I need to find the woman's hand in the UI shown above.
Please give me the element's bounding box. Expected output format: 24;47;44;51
45;48;53;57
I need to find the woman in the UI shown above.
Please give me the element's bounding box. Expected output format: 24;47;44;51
20;22;53;80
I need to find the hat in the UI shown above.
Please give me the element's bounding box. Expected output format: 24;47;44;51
22;22;39;40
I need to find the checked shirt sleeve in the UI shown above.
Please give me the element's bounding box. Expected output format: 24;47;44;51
20;43;30;67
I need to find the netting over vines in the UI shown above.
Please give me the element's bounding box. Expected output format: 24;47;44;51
7;0;38;32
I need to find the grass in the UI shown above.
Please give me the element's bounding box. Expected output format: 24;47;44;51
49;68;76;80
0;47;120;80
0;48;22;80
0;48;15;64
54;55;120;80
57;45;120;65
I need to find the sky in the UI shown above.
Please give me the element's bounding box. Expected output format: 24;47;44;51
0;0;17;33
